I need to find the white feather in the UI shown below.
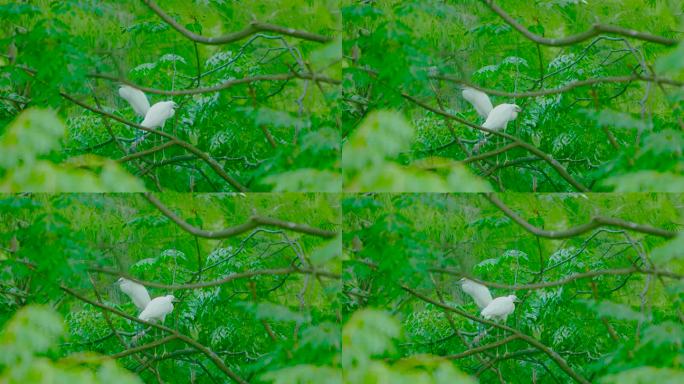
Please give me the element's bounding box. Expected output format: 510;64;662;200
481;295;518;322
118;86;150;117
117;278;151;311
460;278;493;309
462;87;493;119
139;295;176;323
482;103;521;131
141;101;177;128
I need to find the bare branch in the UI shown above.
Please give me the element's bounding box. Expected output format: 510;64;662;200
432;74;683;99
144;193;338;238
430;267;682;290
89;266;340;290
142;0;332;44
110;335;178;359
444;335;520;359
90;72;340;96
482;0;678;46
486;193;677;238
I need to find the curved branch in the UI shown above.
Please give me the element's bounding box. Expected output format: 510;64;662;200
430;267;682;290
110;335;178;359
402;93;589;191
401;285;590;384
482;0;678;47
90;72;340;96
61;286;248;384
90;266;340;290
60;93;248;192
486;193;677;238
144;193;337;238
444;335;520;360
433;74;684;99
142;0;332;44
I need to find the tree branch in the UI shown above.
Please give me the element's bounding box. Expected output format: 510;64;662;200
142;0;332;44
89;72;339;96
89;266;340;290
144;193;337;238
432;74;683;98
430;267;682;290
486;193;677;238
444;335;520;360
110;335;178;359
482;0;678;46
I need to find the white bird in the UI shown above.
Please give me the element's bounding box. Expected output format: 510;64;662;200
481;295;519;322
117;278;151;312
482;103;521;132
118;85;150;117
141;101;177;129
139;295;176;323
460;278;493;309
462;87;493;119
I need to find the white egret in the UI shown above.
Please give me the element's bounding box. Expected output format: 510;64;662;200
462;87;493;119
141;101;177;129
117;278;151;312
459;278;493;309
482;103;521;132
481;295;519;322
118;85;150;118
139;295;177;323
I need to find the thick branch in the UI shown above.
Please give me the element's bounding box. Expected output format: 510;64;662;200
110;335;178;359
402;285;590;384
90;72;339;96
486;193;677;238
90;266;340;290
144;193;337;238
431;267;682;290
142;0;332;44
433;74;683;99
482;0;677;46
444;335;520;360
61;286;248;384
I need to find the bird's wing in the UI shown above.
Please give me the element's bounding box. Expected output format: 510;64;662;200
462;88;493;118
131;285;151;310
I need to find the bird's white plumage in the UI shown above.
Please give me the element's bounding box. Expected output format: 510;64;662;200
482;103;521;131
460;278;493;309
117;278;151;311
462;87;493;119
481;295;518;322
139;295;176;323
141;101;177;128
118;86;150;117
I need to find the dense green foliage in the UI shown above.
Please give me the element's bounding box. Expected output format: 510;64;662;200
343;0;684;192
343;193;684;383
1;1;340;192
0;194;341;383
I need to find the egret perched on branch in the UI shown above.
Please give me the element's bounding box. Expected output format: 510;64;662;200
139;295;177;323
459;278;493;309
117;278;151;312
481;295;519;322
132;100;177;149
141;101;177;129
482;103;521;132
462;87;493;120
118;85;150;117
